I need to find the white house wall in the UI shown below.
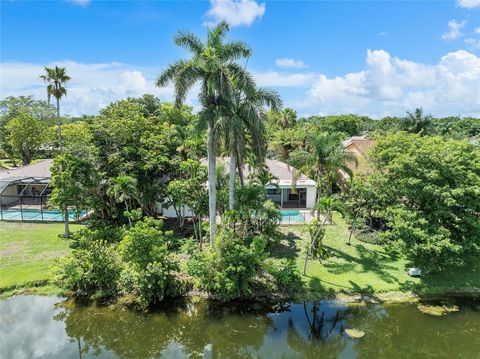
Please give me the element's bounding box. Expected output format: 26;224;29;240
306;186;316;209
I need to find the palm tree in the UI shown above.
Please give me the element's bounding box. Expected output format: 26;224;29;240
40;66;71;151
313;196;345;224
107;175;138;229
289;132;356;219
221;87;282;210
156;22;255;244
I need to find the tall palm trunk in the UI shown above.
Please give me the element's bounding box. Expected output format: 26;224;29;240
56;97;63;151
228;151;236;210
207;122;217;244
57;97;69;238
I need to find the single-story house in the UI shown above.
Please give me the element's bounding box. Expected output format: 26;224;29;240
161;157;317;217
0;159;54;221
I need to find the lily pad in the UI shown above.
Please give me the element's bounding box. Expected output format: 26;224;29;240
344;328;365;339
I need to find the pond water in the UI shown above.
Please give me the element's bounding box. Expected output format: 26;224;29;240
1;295;479;359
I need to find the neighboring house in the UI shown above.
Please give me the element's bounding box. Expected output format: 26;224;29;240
0;160;54;221
342;136;375;177
161;157;317;217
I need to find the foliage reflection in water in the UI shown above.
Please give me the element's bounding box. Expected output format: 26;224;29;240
1;295;479;359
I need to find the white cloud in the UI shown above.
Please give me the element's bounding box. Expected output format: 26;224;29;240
301;49;480;117
68;0;91;6
0;61;201;117
275;58;308;69
475;27;480;34
253;71;316;87
457;0;480;8
465;37;480;50
442;20;466;41
204;0;265;27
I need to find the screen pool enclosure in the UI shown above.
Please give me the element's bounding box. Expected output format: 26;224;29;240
0;176;84;222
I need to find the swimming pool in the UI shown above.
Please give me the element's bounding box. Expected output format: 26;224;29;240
280;209;305;222
0;208;86;222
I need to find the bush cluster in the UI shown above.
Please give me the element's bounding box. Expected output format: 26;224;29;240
56;217;181;308
187;229;267;301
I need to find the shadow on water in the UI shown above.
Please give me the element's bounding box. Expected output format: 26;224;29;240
1;295;480;359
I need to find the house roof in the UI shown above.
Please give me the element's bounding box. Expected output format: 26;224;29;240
200;157;316;187
342;136;375;155
0;159;53;181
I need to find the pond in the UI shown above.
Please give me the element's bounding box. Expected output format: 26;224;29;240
1;295;479;358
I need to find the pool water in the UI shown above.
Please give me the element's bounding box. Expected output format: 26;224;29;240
0;208;85;222
280;209;305;221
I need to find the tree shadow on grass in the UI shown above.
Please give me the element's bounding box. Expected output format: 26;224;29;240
324;243;400;285
306;277;336;297
270;231;302;260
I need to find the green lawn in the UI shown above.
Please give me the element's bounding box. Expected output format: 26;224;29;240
1;217;478;299
275;213;480;297
0;221;82;295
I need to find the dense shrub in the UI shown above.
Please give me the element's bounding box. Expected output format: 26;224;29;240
56;240;122;299
118;218;180;307
56;217;181;307
263;259;302;293
187;229;266;301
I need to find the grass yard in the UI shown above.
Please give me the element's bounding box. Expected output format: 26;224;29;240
0;221;82;296
275;212;480;297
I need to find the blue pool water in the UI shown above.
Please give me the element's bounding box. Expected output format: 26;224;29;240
0;208;86;222
280;209;305;222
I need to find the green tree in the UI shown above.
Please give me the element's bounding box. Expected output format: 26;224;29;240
0;96;55;165
356;132;480;271
5;112;48;165
40;66;71;151
50;153;99;238
156;21;255;244
89;99;189;222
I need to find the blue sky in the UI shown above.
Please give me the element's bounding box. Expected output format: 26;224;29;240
1;0;479;118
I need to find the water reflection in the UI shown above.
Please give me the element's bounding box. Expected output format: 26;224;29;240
1;296;479;359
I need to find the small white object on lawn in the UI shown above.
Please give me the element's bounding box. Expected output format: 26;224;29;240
407;268;422;277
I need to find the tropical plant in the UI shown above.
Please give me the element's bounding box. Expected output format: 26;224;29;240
289;132;356;218
40;66;71;151
156;21;255;244
221;87;282;210
107;175;139;228
312;196;345;224
303;219;327;275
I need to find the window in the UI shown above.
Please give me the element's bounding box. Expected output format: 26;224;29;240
266;188;281;195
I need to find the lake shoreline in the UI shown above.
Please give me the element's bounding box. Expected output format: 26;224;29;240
3;282;480;306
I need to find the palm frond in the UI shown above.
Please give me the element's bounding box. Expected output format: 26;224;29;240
174;31;204;55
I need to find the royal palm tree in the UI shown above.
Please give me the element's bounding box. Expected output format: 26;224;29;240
289;132;356;219
40;66;71;151
156;22;255;243
222;87;282;210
